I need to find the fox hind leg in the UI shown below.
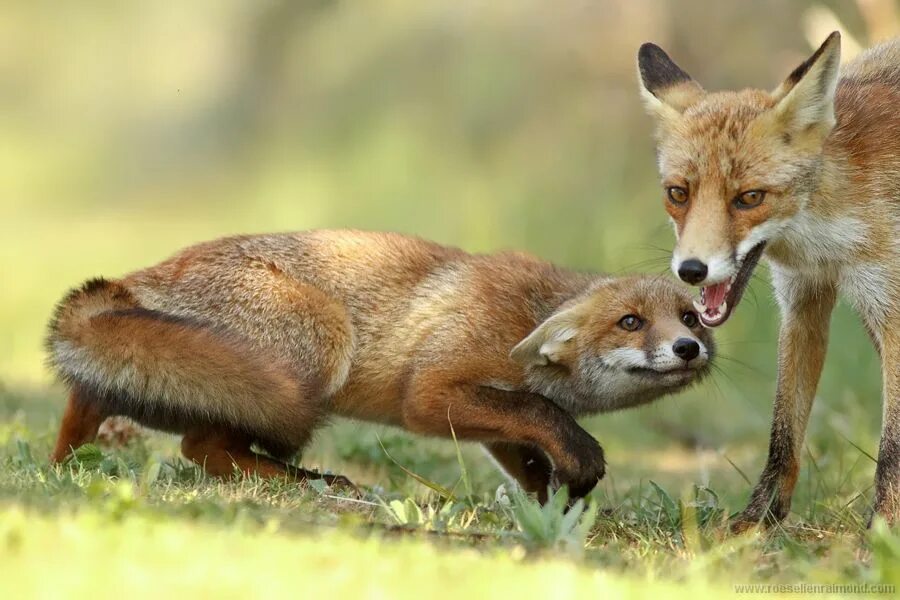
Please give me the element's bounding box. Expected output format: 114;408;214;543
181;429;294;477
873;317;900;525
180;428;356;490
51;389;108;463
47;274;355;484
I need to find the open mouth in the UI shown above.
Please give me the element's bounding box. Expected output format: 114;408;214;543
692;242;766;328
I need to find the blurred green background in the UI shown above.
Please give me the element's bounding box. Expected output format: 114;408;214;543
1;1;895;498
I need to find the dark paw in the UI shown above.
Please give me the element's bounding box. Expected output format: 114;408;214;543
290;467;360;495
552;437;606;499
321;473;360;495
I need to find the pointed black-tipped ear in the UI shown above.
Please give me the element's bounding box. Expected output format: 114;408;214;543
771;31;841;134
637;43;705;118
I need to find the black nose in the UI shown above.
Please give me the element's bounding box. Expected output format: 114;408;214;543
677;259;708;284
672;338;700;362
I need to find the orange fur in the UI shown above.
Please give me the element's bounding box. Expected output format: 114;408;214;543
639;33;900;526
51;390;107;463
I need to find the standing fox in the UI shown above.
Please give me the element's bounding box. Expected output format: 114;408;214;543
637;32;900;527
47;230;713;500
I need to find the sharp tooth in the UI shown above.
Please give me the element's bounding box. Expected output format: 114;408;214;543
693;298;706;313
720;300;728;315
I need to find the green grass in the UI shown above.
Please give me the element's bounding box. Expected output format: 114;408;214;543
2;388;899;598
2;3;897;596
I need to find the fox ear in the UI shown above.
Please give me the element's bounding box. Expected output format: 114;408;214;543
510;306;582;368
637;43;705;120
771;32;841;135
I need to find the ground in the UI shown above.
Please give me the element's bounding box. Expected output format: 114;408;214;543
1;386;898;599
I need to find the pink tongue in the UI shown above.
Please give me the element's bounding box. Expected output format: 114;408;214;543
704;282;729;310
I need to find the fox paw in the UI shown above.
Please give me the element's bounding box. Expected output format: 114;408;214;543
322;473;358;492
295;468;359;495
552;439;606;500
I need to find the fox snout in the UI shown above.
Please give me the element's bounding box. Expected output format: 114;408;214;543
673;253;740;286
676;258;709;285
667;204;743;287
651;336;709;371
670;224;738;287
606;336;710;374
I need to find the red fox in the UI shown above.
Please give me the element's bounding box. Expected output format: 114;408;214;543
47;230;712;500
637;32;900;527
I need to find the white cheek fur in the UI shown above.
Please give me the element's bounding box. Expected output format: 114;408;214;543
737;219;786;258
703;252;736;283
601;347;650;369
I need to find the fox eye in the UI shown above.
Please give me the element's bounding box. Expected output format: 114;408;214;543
681;311;699;328
735;190;766;209
618;314;643;332
666;186;688;205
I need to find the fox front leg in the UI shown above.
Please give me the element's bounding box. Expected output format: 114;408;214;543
732;273;836;533
485;442;554;503
873;316;900;525
403;373;606;500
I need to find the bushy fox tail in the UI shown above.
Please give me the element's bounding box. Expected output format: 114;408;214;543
45;278;320;458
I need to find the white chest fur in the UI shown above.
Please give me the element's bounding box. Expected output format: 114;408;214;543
839;263;893;342
774;213;869;270
768;210;895;343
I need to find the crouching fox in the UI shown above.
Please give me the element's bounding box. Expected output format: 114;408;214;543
47;230;712;500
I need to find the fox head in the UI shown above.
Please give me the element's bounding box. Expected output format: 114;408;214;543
510;276;713;415
637;32;841;326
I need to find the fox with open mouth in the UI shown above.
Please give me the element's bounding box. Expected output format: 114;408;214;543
638;32;900;528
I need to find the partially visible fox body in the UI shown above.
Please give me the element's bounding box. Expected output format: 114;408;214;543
48;230;713;500
638;33;900;526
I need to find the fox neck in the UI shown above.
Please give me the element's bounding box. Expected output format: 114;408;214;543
525;365;671;417
763;150;870;274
